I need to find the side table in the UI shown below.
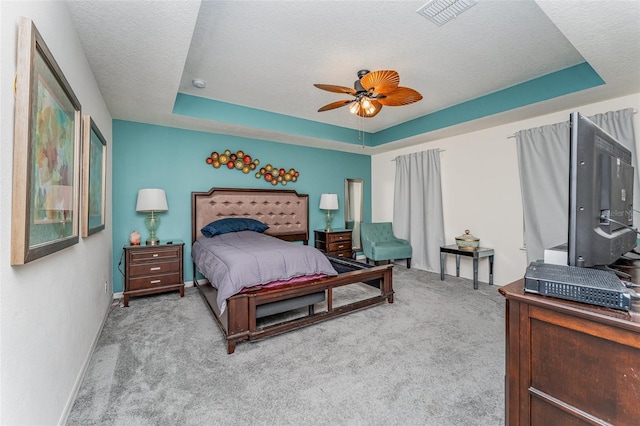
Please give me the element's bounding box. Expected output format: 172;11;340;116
123;239;185;306
440;245;494;290
314;229;353;258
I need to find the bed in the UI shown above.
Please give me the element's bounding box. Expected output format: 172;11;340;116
191;187;394;354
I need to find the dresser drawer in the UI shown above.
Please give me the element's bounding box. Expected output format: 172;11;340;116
129;247;180;262
332;249;353;258
327;232;351;244
328;241;351;252
129;260;181;278
128;272;182;291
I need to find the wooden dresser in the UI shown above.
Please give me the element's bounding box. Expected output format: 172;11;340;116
499;279;640;425
314;229;353;258
123;240;185;307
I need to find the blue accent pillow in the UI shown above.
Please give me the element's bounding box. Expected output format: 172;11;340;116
201;218;269;238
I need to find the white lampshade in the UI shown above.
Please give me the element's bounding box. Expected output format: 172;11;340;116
319;193;338;210
136;189;168;212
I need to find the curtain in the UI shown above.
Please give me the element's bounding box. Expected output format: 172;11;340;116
516;122;570;263
393;149;445;272
516;108;637;263
590;109;640;203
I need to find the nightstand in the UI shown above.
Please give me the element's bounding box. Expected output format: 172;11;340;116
314;229;353;258
123;240;184;307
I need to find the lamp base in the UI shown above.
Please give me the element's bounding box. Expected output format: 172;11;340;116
144;212;161;246
324;210;333;232
146;236;160;246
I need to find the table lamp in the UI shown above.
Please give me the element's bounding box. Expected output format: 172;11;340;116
136;188;168;245
319;193;338;231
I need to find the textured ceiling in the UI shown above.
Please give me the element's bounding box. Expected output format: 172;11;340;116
66;0;640;153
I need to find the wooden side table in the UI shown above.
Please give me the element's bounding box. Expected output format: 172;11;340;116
123;239;185;306
440;244;494;290
314;229;353;258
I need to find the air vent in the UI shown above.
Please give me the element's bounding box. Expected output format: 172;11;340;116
417;0;477;26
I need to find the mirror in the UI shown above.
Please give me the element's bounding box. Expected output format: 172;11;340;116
345;179;364;251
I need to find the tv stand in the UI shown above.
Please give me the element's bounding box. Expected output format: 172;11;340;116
499;279;640;425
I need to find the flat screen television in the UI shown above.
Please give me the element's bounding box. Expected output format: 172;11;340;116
567;111;637;268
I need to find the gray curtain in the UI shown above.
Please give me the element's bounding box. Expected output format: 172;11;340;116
393;149;445;272
516;108;637;263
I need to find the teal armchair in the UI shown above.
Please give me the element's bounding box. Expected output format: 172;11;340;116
360;222;412;268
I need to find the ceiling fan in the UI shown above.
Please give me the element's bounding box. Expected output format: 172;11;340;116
314;70;423;118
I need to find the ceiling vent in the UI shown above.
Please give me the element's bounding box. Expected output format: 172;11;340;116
417;0;477;26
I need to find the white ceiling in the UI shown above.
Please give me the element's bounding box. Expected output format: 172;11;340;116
65;0;640;154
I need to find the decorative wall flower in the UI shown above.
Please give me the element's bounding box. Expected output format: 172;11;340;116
205;149;299;186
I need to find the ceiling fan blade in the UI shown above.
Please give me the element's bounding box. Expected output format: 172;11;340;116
360;70;399;95
318;100;353;112
313;84;357;95
377;87;423;106
356;100;383;118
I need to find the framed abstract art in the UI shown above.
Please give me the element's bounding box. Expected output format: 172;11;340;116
82;116;107;237
11;17;82;264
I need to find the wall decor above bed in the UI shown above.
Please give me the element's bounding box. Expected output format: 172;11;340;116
204;148;299;186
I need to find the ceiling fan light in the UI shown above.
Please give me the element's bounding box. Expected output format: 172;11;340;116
315;69;420;117
362;98;376;115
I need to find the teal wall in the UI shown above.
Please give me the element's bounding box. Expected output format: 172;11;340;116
174;93;373;146
112;120;371;292
372;62;604;145
173;63;603;147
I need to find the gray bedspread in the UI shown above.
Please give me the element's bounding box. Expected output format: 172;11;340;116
192;231;338;313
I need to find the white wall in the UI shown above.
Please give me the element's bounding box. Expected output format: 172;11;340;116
372;93;640;286
0;2;113;424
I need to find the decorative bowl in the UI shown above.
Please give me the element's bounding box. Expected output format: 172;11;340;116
455;229;479;251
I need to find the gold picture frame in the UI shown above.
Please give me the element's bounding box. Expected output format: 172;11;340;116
11;17;82;265
82;116;107;237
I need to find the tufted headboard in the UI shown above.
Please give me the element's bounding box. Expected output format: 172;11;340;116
191;187;309;245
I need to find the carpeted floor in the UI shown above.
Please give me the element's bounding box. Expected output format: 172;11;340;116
67;266;505;425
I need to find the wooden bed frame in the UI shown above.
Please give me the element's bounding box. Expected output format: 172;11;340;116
191;187;394;354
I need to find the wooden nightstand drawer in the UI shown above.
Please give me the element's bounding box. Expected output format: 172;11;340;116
327;232;351;243
129;260;181;278
327;241;351;252
128;272;182;291
327;231;351;243
333;249;353;258
129;247;180;262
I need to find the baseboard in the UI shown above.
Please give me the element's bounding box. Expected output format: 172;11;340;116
111;281;194;301
111;280;194;301
59;296;113;425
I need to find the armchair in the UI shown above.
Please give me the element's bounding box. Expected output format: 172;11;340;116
360;222;412;268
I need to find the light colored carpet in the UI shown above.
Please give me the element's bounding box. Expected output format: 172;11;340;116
67;266;505;425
